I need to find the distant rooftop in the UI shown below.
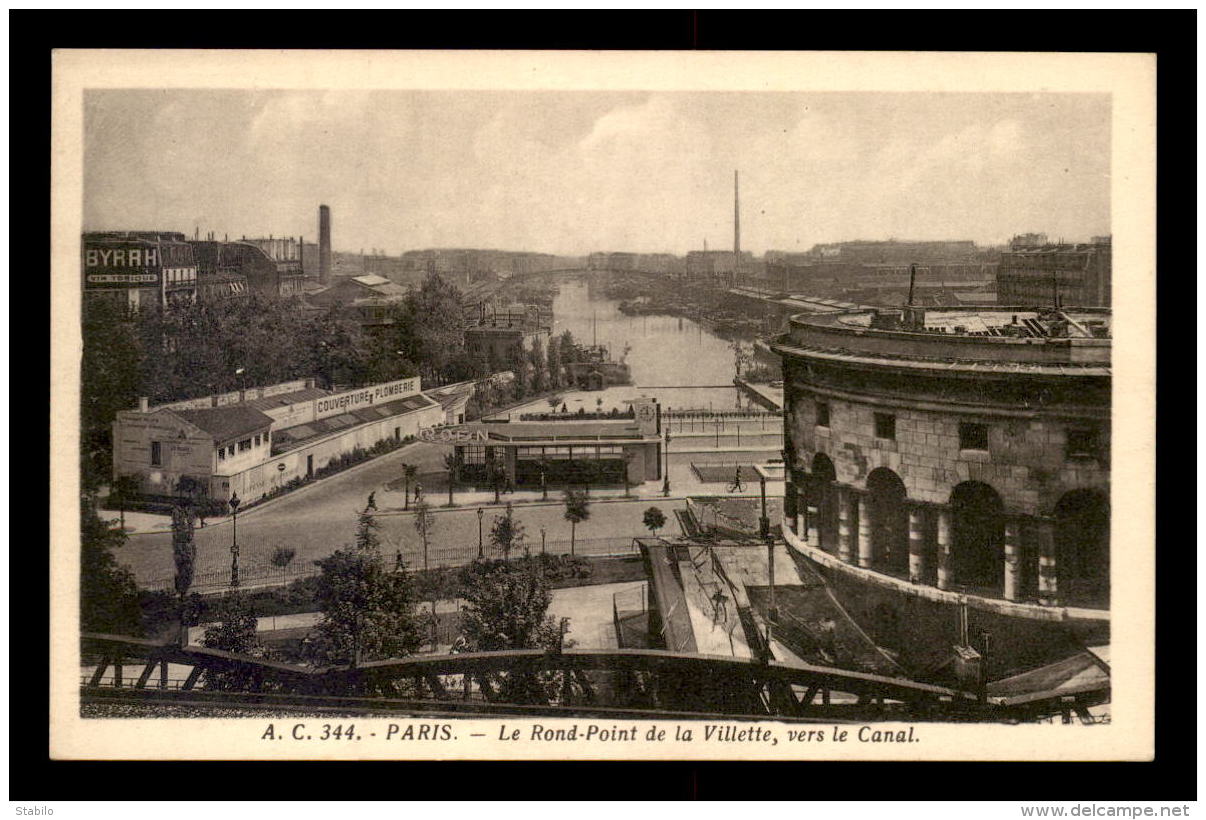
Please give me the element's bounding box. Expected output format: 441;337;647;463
777;306;1111;374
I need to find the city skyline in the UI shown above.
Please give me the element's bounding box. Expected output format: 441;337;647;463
84;89;1110;257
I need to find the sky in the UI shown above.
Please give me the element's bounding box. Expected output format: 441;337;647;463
84;90;1111;256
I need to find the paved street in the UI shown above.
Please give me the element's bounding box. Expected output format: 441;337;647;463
117;439;700;588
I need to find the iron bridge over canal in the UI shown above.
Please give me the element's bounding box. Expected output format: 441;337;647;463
80;633;1107;723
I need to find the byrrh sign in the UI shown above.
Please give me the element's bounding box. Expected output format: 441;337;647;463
83;243;162;289
418;426;488;445
314;377;421;420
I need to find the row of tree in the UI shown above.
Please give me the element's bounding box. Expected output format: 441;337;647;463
83;490;671;695
81;272;477;493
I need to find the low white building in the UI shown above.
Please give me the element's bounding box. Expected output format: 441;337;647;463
112;376;445;504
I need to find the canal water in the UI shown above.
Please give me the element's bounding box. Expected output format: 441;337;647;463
536;275;748;415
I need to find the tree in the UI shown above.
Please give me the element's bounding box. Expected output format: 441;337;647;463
490;503;527;560
400;463;417;511
562;488;591;556
546;337;564;389
443;451;458;506
306;511;422;669
170;503;197;645
176;474;207;510
81;299;144;492
270;547;297;582
201;591;261;690
643;506;667;538
396;272;467;385
509;344;530;400
413;499;435;572
558;330;578;364
528;337;548;394
80;501;143;636
459;559;559;652
109;474;140;532
546;395;562;414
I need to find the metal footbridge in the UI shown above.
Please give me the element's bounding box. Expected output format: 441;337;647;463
79;633;1107;723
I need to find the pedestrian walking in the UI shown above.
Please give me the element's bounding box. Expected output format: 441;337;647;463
414;482;423;504
394;550;403;572
366;491;377;511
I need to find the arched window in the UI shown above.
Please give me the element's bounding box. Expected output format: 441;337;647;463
866;468;909;576
949;481;1005;594
810;453;839;554
1054;489;1109;607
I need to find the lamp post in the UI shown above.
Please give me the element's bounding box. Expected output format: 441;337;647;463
662;424;672;497
476;507;484;559
228;492;241;588
758;471;770;540
540;525;547;555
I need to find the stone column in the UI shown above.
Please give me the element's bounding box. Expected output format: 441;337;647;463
857;493;873;568
796;486;807;539
1034;516;1059;606
908;506;925;584
1003;519;1021;602
837;487;854;564
784;479;798;534
806;496;820;548
936;506;953;590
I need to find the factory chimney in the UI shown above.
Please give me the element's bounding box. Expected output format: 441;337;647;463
733;169;741;284
318;204;332;285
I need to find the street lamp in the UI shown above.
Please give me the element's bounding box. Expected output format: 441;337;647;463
540;525;547;555
662;423;672;497
228;492;241;588
476;507;484;559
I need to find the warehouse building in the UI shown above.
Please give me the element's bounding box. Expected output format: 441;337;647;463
112;377;444;504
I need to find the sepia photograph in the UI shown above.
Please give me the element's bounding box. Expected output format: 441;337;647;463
48;48;1157;763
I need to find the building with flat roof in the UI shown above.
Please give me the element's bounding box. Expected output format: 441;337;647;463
464;319;552;367
771;305;1110;678
996;238;1111;307
433;399;662;490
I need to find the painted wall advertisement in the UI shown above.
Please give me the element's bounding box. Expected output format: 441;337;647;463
314;377;421;420
83;242;162;289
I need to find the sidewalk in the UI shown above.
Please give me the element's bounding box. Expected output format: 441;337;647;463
104;433;784;534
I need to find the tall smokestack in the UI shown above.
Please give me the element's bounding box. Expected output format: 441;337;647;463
728;170;738;262
318;204;332;285
733;169;741;282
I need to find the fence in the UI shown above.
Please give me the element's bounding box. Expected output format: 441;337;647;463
405;535;641;570
663;409;778;419
146;536;644;593
663;411;781;435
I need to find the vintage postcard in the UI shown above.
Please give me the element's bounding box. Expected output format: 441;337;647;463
50;49;1155;761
